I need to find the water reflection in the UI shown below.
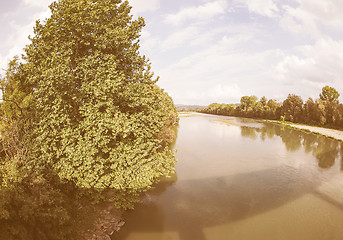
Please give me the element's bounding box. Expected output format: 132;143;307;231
114;115;343;240
115;166;322;240
241;122;341;170
240;127;258;140
315;138;339;169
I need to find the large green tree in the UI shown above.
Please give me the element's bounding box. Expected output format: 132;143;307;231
237;95;258;117
1;0;178;209
282;94;303;123
319;85;340;125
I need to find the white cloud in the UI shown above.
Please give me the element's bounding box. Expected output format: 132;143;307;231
280;0;343;37
274;38;343;96
139;30;159;54
236;0;279;18
236;0;343;38
295;0;343;28
208;84;242;102
158;22;255;52
157;35;282;105
165;0;228;26
168;83;242;105
160;35;249;79
129;0;160;14
140;29;151;38
161;26;199;49
0;7;52;76
280;4;321;37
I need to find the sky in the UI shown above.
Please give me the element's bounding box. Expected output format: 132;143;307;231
1;0;343;105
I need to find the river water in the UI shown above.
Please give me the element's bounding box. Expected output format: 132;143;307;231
114;113;343;240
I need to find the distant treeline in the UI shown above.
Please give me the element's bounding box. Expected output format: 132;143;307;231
199;86;343;129
176;104;205;112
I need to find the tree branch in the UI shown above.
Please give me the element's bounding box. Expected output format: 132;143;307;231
0;98;24;116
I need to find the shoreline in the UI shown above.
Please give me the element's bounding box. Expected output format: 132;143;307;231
288;123;343;141
179;112;343;142
268;120;343;142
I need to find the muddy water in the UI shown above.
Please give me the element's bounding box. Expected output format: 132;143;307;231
113;113;343;240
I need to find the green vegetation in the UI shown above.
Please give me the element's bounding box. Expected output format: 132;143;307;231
176;104;204;112
0;0;177;238
200;86;343;130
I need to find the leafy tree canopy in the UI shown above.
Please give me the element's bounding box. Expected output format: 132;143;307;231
1;0;178;209
239;96;258;111
320;85;340;105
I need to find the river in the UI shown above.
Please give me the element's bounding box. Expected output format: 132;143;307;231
113;113;343;240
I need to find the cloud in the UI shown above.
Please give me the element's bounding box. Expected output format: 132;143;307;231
280;0;343;37
235;0;279;18
208;84;242;102
157;35;282;105
236;0;343;38
165;0;228;26
129;0;160;14
161;26;199;49
139;30;160;54
295;0;343;28
168;84;242;105
0;0;22;15
0;7;52;76
159;24;239;50
274;38;343;97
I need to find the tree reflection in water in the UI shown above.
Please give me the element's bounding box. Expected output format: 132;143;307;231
114;164;324;240
241;123;341;170
240;127;258;140
113;117;343;240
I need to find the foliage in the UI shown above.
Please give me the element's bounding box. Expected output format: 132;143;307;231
199;85;343;130
0;1;178;238
22;0;176;206
0;57;35;187
320;85;340;105
0;181;82;240
320;85;340;125
237;96;258;117
281;94;303;123
199;103;236;116
303;98;325;126
265;99;280;119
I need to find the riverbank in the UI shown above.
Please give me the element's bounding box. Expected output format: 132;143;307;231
181;112;343;142
269;120;343;141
